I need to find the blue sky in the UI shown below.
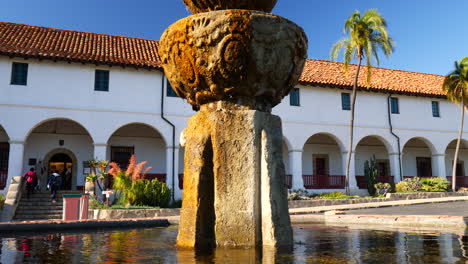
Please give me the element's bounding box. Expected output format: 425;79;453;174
1;0;466;75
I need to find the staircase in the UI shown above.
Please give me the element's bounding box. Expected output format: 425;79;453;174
13;190;82;221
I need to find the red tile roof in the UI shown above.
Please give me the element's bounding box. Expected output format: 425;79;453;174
0;22;161;69
300;59;445;97
0;22;446;98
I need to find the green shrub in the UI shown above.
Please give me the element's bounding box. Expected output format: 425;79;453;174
364;156;378;196
395;181;407;192
374;182;391;196
395;177;422;192
288;189;309;200
89;197;109;209
0;194;5;210
318;191;359;199
420;177;449;192
126;179;171;207
404;177;422;192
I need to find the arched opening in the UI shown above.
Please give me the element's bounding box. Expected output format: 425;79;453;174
107;123;167;185
24;119;93;190
445;139;468;188
0;125;10;190
402;137;434;178
302;133;344;190
46;151;75;190
355;136;393;189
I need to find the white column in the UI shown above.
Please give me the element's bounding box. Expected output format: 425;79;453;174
432;153;446;178
93;143;107;161
166;146;181;200
92;143;107;194
342;151;357;192
173;147;181;200
6;141;25;188
389;153;402;182
289;149;304;190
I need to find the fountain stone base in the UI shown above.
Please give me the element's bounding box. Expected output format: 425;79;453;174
177;101;292;248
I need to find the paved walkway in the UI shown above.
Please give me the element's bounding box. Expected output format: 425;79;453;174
289;196;468;215
343;201;468;216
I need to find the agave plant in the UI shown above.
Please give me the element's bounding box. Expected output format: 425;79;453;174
108;155;152;205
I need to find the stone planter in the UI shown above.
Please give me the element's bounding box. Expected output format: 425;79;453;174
90;208;180;220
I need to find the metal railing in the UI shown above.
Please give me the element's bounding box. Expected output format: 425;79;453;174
403;176;434;179
302;175;346;189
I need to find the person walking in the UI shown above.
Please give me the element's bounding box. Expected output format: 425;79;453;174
22;168;37;199
48;171;61;203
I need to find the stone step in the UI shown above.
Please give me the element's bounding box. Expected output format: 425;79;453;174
16;205;63;211
20;194;66;199
14;213;62;218
13;214;62;220
17;202;63;206
19;200;64;204
20;196;64;200
15;210;62;218
20;191;81;197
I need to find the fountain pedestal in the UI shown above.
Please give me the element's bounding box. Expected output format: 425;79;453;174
159;1;307;249
177;101;292;248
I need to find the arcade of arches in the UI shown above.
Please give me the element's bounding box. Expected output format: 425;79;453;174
2;118;468;194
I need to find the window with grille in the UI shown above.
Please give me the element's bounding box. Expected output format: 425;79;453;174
290;88;300;106
95;70;110;91
166;79;178;97
11;62;28;85
341;93;351;110
432;101;440;117
390;97;399;114
110;146;135;170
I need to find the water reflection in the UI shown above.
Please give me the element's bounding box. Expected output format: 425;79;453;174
1;225;468;263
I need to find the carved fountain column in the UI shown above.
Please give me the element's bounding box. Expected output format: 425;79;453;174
158;0;308;249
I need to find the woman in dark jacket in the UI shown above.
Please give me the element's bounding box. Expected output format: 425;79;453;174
48;171;62;203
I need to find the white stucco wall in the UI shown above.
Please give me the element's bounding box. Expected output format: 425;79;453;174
302;144;343;175
445;149;468;176
2;55;468;196
401;147;432;177
107;136;166;174
354;146;389;176
23;133;94;189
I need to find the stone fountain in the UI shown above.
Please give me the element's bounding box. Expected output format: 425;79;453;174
159;0;308;249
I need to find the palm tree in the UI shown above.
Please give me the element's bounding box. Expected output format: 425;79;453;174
442;58;468;191
331;9;394;195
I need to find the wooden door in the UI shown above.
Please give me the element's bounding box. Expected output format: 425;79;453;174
377;161;389;177
315;158;326;175
416;157;432;177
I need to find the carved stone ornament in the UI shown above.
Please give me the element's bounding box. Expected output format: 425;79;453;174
159;10;308;110
182;0;278;14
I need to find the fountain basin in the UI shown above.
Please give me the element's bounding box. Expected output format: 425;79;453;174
159;10;308;110
182;0;278;13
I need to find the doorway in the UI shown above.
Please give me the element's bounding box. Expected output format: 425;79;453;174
49;153;73;190
416;157;432;177
313;155;329;175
